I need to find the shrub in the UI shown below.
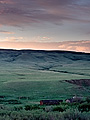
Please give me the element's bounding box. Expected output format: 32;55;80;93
24;105;40;111
53;106;64;112
14;106;23;111
0;99;22;104
0;108;90;120
7;99;22;104
78;103;90;112
44;106;53;112
86;97;90;103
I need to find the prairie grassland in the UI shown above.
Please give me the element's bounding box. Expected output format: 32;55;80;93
0;62;90;106
0;50;90;105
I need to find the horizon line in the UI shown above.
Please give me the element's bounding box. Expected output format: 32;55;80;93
0;47;89;54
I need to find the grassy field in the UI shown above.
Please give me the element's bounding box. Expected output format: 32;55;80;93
0;62;90;106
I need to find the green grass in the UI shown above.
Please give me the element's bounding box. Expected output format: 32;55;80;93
0;62;90;106
0;80;90;105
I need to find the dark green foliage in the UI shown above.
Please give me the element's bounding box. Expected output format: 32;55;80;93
0;99;21;104
14;106;23;111
53;106;64;112
78;103;90;112
24;105;40;111
7;99;22;104
0;96;6;98
24;105;31;111
0;100;90;120
86;97;90;103
17;96;30;100
0;108;90;120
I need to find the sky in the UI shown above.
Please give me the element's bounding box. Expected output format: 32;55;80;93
0;0;90;53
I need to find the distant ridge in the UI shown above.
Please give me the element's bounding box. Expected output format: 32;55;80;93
0;48;90;54
0;48;90;64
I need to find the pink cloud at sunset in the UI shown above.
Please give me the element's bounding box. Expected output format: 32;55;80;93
58;40;90;53
0;30;14;34
0;40;90;53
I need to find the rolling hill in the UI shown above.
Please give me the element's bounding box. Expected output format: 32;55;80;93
0;49;90;67
0;49;90;102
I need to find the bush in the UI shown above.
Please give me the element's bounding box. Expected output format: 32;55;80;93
7;99;22;104
24;105;40;111
44;106;53;112
14;106;23;111
78;103;90;112
61;109;90;120
53;106;64;112
0;108;90;120
86;97;90;103
0;99;22;104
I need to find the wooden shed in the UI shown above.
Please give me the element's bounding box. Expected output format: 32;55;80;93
66;96;82;103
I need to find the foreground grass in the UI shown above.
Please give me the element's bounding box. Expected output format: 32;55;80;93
0;109;90;120
0;101;90;120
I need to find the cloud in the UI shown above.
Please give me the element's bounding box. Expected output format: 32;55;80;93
0;0;13;4
33;36;53;42
0;40;90;53
58;40;90;53
0;0;90;27
38;0;75;7
0;37;24;42
0;41;59;50
0;30;14;34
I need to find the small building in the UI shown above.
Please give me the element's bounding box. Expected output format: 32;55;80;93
66;98;73;103
40;100;63;105
66;96;82;103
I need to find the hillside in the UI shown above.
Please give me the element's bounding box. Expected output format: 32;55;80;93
0;49;90;62
0;49;90;103
0;49;90;75
0;49;90;67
